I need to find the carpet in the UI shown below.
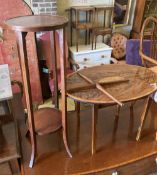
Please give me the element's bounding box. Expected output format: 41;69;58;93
38;97;90;111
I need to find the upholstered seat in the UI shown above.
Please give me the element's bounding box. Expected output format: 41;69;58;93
111;33;127;60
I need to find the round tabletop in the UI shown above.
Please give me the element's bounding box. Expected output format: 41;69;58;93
4;15;68;32
67;64;157;104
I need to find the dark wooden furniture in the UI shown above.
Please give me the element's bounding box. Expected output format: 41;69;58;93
0;0;42;104
4;15;72;168
67;64;157;154
0;72;24;175
21;99;157;175
70;6;95;51
131;0;157;38
137;17;157;139
92;6;114;49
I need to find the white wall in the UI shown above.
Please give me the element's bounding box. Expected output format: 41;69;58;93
24;0;31;6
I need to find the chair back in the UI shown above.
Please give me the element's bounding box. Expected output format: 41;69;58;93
94;6;114;30
140;16;157;67
71;6;95;28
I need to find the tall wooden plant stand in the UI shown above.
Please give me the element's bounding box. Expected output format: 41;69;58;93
4;15;72;168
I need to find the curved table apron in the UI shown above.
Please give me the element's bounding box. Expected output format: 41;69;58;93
67;64;157;154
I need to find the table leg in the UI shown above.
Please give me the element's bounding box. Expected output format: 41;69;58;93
92;104;98;155
50;31;59;108
60;28;72;157
15;32;37;168
136;96;152;141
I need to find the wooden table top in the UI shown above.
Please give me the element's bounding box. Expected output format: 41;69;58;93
4;15;68;32
67;64;157;104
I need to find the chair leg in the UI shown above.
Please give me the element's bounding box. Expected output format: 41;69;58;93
92;104;98;155
95;35;97;50
75;101;80;127
76;29;79;52
75;101;80;152
8;161;13;175
136;96;152;141
91;32;94;50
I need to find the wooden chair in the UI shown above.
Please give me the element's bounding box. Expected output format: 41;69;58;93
0;80;24;175
136;16;157;141
92;6;114;50
70;6;95;51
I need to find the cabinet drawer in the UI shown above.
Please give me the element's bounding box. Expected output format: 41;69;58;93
70;43;113;63
75;58;111;70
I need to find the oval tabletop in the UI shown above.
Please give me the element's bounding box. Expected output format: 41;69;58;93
67;64;157;104
4;15;68;32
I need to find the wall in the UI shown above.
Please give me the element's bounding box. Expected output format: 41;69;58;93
24;0;57;14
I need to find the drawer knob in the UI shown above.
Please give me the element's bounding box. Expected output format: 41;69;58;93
101;55;105;58
112;171;118;175
84;58;88;61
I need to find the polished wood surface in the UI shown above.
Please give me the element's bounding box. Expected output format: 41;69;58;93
9;95;157;175
4;15;68;32
4;15;71;168
67;64;157;104
67;64;157;155
34;108;62;135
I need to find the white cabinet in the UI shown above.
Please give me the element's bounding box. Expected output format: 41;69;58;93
69;43;113;70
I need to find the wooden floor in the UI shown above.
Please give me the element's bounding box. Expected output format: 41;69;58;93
2;95;157;175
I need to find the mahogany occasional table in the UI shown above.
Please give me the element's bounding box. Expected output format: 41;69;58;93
67;64;157;154
4;15;72;168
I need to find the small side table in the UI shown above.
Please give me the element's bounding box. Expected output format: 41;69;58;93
4;15;72;168
70;6;95;51
67;64;157;154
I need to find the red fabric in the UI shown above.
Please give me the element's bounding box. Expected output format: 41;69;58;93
49;69;73;93
39;31;73;95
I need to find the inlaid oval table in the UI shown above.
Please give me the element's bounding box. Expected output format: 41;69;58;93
4;15;71;168
67;64;157;155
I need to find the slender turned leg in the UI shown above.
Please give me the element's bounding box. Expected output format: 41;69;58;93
15;32;37;168
8;161;13;175
112;105;120;141
136;96;152;141
85;11;88;45
60;28;72;157
95;35;97;50
92;104;98;155
114;105;120;129
76;29;79;52
70;9;73;46
91;32;94;50
75;101;80;127
75;101;80;151
128;101;135;137
116;104;120;118
50;31;59;108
